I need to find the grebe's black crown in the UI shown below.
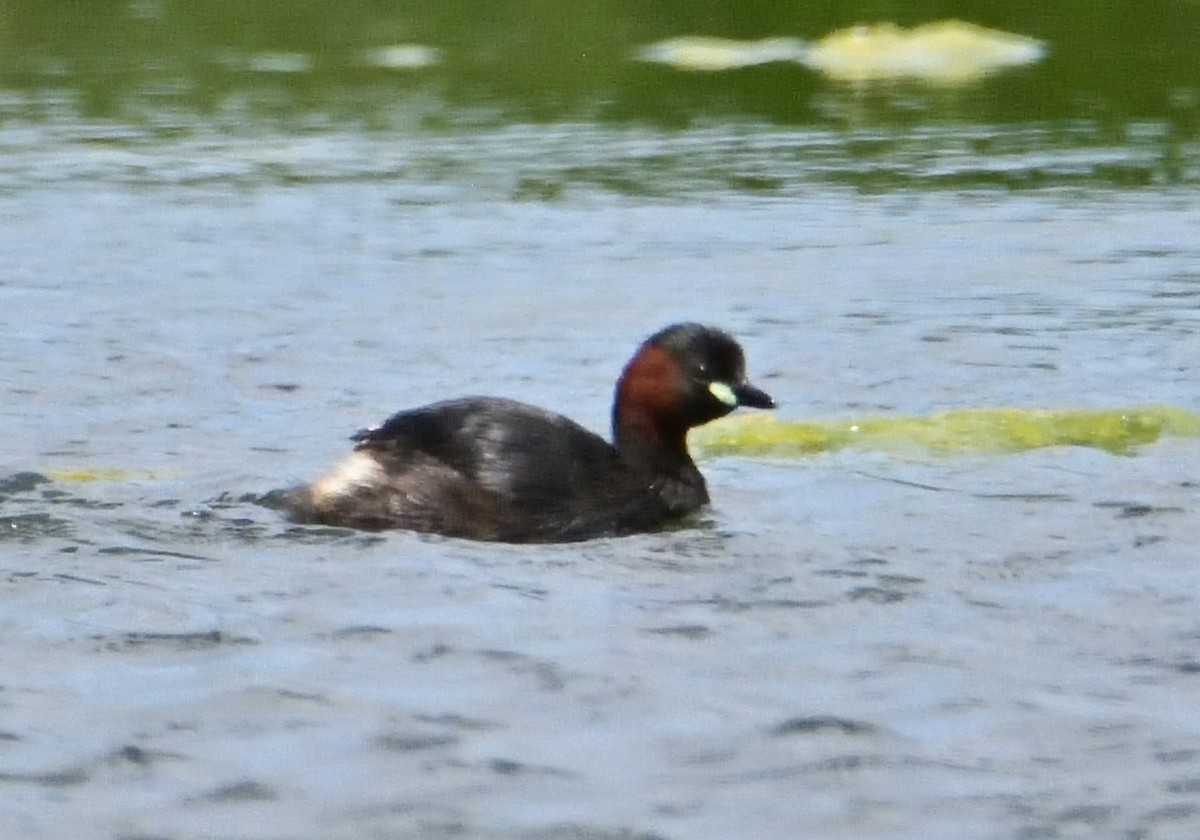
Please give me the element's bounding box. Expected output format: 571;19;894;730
647;323;775;413
647;323;744;380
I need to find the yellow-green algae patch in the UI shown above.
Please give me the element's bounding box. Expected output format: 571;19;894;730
44;468;175;483
692;406;1200;458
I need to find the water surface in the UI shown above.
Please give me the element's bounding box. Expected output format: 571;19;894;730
2;4;1200;839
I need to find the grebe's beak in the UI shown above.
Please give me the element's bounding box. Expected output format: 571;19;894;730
709;380;776;410
732;381;775;410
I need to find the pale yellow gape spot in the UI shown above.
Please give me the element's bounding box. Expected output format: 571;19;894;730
708;381;738;407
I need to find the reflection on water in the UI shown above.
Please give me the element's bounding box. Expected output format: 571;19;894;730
0;120;1188;196
0;2;1195;190
0;1;1196;174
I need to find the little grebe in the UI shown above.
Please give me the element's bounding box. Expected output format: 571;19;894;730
287;323;774;542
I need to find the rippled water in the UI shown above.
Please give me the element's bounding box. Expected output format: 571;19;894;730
1;118;1199;839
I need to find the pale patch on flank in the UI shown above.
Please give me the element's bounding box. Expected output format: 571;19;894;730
309;451;385;503
708;381;738;407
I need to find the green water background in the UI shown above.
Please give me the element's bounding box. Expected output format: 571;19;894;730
2;1;1197;188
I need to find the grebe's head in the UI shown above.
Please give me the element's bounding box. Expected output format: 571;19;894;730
613;323;774;446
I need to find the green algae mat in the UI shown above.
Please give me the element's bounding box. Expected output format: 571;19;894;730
693;406;1200;458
